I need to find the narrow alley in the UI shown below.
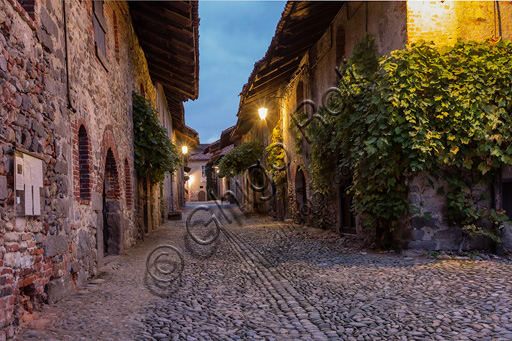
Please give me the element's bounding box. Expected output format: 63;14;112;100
2;1;512;339
16;203;512;340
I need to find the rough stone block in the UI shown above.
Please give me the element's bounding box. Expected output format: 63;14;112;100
76;269;87;288
70;261;79;274
0;54;6;72
36;27;54;53
77;229;90;259
31;119;45;137
434;227;462;243
410;216;440;230
34;233;44;244
503;224;512;254
401;249;426;257
54;160;67;175
40;9;58;37
43;235;68;257
106;201;121;212
91;192;103;211
15;114;26;127
3;232;17;242
406;240;438;250
410;229;425;241
45;276;72;304
55;198;70;218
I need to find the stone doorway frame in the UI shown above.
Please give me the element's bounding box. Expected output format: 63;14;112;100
97;128;124;266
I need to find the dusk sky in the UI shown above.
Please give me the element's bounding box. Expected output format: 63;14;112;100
183;1;286;144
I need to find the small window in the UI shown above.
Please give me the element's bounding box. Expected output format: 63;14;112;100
93;1;108;70
202;166;205;177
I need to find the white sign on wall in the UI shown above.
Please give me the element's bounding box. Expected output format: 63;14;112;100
14;150;44;216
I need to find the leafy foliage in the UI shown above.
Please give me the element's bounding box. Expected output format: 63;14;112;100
289;111;308;157
133;92;182;183
266;119;287;194
217;141;262;177
308;35;512;241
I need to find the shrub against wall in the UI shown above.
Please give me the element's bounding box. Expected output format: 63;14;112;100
132;91;182;183
217;141;262;178
308;36;512;243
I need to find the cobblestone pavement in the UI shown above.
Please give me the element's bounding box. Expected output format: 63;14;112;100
17;203;512;340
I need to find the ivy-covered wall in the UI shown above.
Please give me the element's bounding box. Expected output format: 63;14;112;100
240;1;512;254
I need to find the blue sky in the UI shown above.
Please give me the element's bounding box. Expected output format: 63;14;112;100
183;1;286;144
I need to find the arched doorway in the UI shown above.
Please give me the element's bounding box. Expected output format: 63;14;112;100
198;190;206;201
102;148;122;256
295;167;307;219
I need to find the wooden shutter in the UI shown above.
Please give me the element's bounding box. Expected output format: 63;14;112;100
93;0;108;69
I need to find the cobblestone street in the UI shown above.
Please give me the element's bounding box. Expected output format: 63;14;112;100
17;203;512;340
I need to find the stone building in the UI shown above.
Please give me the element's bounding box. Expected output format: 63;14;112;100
186;144;209;202
0;0;199;337
204;126;235;202
231;1;512;251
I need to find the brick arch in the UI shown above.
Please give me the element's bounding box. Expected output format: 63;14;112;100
104;149;120;200
72;118;93;204
98;125;120;196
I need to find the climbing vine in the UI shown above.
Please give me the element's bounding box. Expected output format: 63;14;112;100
217;141;262;178
308;35;512;242
133;91;182;183
266;118;287;195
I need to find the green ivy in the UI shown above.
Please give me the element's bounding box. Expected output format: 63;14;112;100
218;141;262;178
133;92;182;183
308;35;512;242
266;119;287;195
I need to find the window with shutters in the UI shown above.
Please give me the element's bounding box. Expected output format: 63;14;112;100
93;0;108;70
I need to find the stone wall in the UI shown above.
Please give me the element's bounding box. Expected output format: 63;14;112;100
0;0;168;336
404;172;495;251
273;0;511;250
407;1;512;45
275;2;408;232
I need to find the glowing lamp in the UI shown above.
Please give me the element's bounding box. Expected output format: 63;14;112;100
182;146;188;154
258;108;268;120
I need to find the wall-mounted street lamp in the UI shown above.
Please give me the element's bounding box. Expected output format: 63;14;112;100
258;107;268;120
182;145;188;154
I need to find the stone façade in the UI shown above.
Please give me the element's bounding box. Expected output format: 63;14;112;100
0;0;183;337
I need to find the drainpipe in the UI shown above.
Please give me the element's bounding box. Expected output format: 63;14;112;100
63;0;75;112
496;1;502;38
